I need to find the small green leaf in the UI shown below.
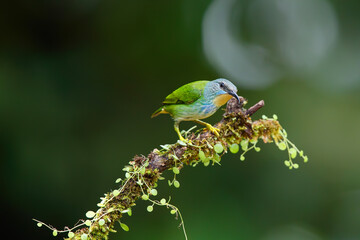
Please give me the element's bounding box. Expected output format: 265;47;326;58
199;150;206;161
278;142;287;151
86;211;96;219
240;155;245;161
68;232;75;238
213;153;221;163
81;234;88;240
127;208;132;216
150;189;158;196
168;180;172;186
37;223;42;227
120;223;129;231
85;220;92;226
172;167;180;174
199;150;210;166
122;166;132;172
284;160;290;167
293;163;299;169
272;114;278;120
147;205;153;212
229;143;239;154
160;198;166;205
99;219;105;226
141;194;149;200
304;156;308;162
250;139;258;144
203;161;210;167
240;140;248;151
125;172;131;179
214;143;224;153
113;190;120;197
115;178;122;183
174;180;180;188
255;147;261;152
52;230;58;236
289;148;297;159
170;209;177;214
139;167;146;175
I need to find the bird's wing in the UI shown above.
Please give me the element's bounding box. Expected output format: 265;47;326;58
162;81;209;105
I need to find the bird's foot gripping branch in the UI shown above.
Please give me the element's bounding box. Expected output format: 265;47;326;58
34;97;308;240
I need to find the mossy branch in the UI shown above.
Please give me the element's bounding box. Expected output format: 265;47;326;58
34;97;307;240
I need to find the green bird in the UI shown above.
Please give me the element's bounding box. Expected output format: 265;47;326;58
151;78;240;142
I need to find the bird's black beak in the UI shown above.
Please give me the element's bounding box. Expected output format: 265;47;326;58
228;90;241;104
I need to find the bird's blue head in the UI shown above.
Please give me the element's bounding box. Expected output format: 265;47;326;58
205;78;240;105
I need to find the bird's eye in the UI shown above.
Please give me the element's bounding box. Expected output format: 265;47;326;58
219;82;224;88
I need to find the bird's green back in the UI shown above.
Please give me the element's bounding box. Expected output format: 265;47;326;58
162;80;209;105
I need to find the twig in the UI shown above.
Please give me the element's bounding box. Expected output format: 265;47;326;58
246;100;265;116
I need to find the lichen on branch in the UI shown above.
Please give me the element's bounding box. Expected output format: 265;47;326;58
34;97;307;240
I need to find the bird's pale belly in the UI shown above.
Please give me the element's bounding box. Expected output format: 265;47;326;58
167;102;219;121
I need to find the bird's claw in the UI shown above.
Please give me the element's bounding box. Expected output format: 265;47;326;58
207;125;220;137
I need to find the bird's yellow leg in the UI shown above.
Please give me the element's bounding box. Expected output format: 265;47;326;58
194;119;220;137
174;122;188;142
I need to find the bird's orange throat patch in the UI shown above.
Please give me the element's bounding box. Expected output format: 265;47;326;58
213;94;233;107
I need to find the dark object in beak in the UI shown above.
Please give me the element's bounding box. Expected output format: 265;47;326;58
228;90;241;104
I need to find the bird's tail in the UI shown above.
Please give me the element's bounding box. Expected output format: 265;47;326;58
151;107;168;118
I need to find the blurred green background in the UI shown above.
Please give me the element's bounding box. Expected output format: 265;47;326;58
1;0;360;239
